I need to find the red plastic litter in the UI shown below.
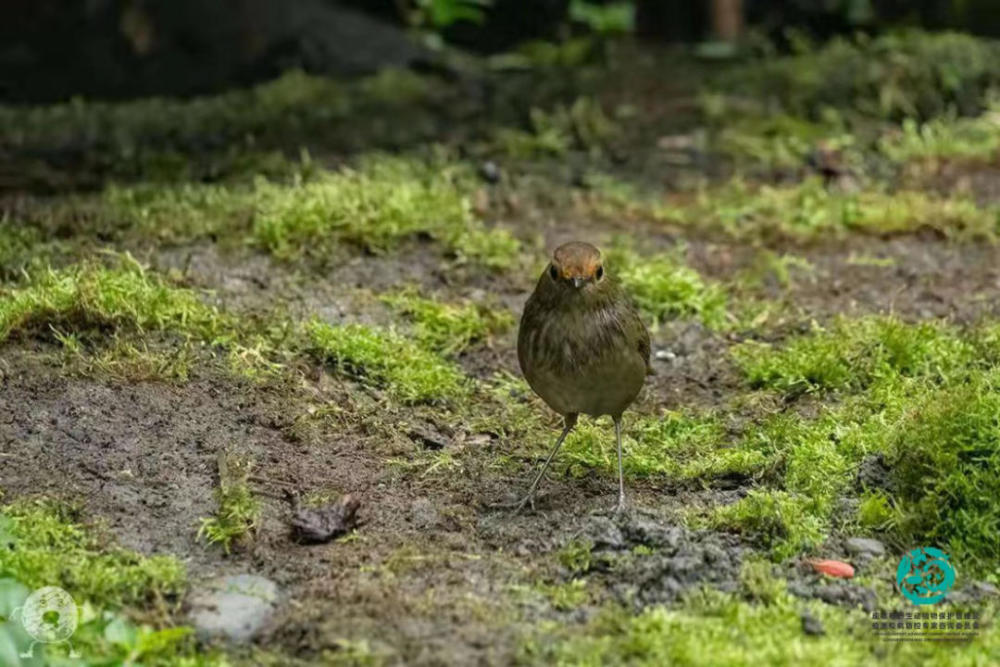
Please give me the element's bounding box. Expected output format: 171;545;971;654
809;559;855;578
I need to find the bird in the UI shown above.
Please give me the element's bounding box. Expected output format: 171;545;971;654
515;241;651;514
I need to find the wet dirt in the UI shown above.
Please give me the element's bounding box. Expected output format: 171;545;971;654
4;50;1000;664
7;206;1000;662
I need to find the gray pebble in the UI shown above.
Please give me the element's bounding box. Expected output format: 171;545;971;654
845;537;886;557
188;574;279;644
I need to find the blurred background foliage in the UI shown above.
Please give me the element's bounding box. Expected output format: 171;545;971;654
4;0;1000;103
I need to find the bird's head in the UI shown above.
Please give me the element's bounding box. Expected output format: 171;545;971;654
544;241;606;292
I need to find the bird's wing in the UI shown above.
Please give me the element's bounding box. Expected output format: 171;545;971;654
638;322;653;375
623;304;652;375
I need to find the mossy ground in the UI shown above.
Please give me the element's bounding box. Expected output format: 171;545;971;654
2;30;1000;665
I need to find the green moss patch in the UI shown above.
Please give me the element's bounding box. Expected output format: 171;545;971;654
253;155;518;266
105;154;519;266
713;316;1000;567
715;31;1000;122
591;175;998;242
0;259;286;381
307;320;466;403
492;97;619;158
0;499;184;608
879;108;1000;164
0;221;47;279
708;111;858;172
0;501;224;665
103;180;257;245
694;178;997;241
732;317;972;396
560;412;749;481
0;258;226;343
0;70;348;154
380;287;513;355
606;246;729;328
522;589;998;666
883;376;1000;570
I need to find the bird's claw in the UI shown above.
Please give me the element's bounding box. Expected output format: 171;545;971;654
512;495;536;515
488;494;536;514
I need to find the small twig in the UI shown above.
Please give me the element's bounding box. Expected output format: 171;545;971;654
252;488;289;501
248;474;298;489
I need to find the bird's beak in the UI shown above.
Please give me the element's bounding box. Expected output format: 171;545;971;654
572;277;585;289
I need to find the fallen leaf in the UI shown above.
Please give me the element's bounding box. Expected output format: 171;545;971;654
290;495;361;544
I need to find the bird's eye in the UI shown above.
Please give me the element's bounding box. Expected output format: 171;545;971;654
549;265;559;280
596;266;604;280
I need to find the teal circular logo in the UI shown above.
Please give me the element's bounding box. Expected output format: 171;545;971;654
896;547;955;605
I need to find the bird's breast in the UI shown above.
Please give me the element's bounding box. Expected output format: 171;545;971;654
518;303;646;417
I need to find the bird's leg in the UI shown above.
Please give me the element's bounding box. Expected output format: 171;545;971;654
513;414;578;514
613;416;627;515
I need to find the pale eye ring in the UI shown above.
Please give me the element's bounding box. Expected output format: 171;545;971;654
596;265;604;280
549;265;559;280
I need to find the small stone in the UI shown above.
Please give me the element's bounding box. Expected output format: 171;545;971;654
953;580;1000;604
973;581;1000;596
814;585;845;605
479;161;501;184
845;537;886;557
189;574;278;643
801;612;825;636
654;349;676;361
786;582;812;599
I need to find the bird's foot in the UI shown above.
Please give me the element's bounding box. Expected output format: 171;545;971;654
488;493;536;514
513;495;535;515
611;494;629;518
589;497;630;519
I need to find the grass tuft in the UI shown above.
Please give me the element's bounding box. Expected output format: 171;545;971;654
198;454;260;553
561;412;738;480
879;107;1000;164
0;257;225;343
709;489;826;561
885;376;1000;569
380;287;513;355
253;155;519;266
607;246;729;329
732;316;971;396
307;320;466;403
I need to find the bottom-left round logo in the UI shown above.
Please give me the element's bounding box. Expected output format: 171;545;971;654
12;586;80;658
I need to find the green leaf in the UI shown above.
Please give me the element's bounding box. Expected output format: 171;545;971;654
0;579;29;621
103;614;138;650
136;626;192;656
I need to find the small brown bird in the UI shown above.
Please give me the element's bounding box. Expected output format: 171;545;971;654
515;241;651;513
